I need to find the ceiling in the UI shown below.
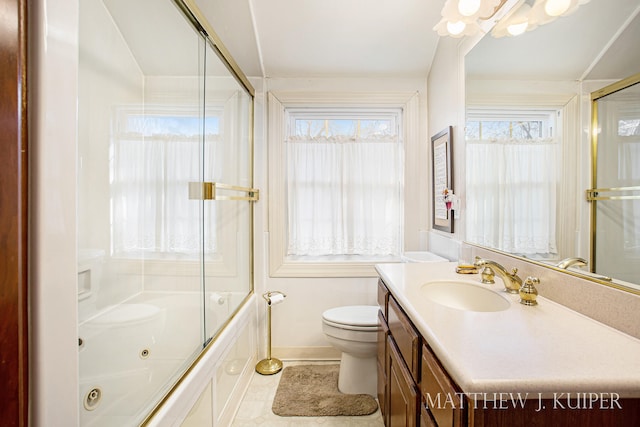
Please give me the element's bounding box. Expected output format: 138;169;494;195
199;0;444;78
200;0;640;82
104;0;640;82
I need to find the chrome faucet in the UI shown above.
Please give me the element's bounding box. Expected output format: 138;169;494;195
474;257;522;294
555;257;587;269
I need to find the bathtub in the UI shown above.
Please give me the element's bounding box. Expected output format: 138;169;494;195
78;290;250;426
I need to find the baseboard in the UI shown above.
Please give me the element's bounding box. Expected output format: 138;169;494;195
271;346;340;361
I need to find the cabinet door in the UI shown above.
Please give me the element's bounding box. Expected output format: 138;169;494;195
421;344;464;427
388;337;419;427
421;404;437;427
378;311;389;424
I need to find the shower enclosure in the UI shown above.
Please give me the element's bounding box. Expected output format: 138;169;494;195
589;73;640;287
76;0;255;425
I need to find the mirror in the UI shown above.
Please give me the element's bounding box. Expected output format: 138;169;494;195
464;0;640;292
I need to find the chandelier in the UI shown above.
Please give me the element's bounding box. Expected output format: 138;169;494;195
434;0;590;38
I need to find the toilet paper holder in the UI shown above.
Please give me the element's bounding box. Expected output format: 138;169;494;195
256;291;287;375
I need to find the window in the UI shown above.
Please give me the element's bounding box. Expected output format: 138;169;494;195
268;92;419;277
110;107;223;259
285;110;402;257
465;108;560;258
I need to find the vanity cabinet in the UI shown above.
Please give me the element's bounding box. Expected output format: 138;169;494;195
379;279;420;427
421;343;464;427
378;280;389;423
388;335;419;426
377;276;640;427
378;277;464;427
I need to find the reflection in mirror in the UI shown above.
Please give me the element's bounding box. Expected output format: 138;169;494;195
464;0;640;292
590;75;640;286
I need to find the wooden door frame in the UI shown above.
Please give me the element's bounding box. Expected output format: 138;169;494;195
0;0;30;424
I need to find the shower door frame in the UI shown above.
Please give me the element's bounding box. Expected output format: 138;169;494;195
588;72;640;293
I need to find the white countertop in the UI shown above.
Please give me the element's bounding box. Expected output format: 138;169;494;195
376;262;640;398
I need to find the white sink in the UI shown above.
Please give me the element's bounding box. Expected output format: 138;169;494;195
420;280;510;312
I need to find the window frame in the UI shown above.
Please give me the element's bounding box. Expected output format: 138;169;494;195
268;91;419;277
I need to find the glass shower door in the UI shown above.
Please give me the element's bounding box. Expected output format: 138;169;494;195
78;0;209;424
591;78;640;285
201;41;254;343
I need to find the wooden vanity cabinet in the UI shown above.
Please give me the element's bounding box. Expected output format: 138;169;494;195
378;279;390;424
421;343;465;427
378;310;389;423
378;278;421;427
378;276;640;427
379;277;464;427
388;336;420;427
379;278;465;427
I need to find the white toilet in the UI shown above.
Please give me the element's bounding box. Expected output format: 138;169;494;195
322;305;380;396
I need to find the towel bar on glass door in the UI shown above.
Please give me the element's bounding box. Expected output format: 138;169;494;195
586;186;640;201
188;182;259;201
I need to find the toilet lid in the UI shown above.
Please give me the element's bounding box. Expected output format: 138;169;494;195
322;305;379;327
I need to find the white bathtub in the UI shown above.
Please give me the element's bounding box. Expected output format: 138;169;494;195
78;291;249;426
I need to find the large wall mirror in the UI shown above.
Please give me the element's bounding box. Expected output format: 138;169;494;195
464;0;640;293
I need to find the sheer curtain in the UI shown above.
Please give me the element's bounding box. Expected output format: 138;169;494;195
285;118;403;257
466;138;559;256
111;114;223;258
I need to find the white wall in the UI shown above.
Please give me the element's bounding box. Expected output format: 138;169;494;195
426;36;466;257
30;0;79;424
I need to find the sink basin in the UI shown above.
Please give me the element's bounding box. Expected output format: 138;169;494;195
420;281;510;312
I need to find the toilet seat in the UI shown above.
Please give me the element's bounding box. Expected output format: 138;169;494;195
322;305;380;331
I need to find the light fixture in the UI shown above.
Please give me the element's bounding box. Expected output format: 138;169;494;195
545;0;571;16
434;0;590;38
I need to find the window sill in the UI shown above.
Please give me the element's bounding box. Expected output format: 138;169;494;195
270;255;402;278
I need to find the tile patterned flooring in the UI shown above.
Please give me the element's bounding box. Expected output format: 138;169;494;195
231;361;385;427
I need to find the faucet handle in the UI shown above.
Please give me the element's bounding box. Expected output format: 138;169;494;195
480;266;495;284
519;276;539;306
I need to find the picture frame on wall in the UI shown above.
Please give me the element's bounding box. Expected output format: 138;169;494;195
431;126;453;233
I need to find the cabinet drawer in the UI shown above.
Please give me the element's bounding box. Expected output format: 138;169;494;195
421;344;464;427
388;296;420;381
378;279;389;320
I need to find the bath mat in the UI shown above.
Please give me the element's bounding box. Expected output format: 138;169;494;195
271;364;378;417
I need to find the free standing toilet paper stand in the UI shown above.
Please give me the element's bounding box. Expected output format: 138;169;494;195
255;290;286;375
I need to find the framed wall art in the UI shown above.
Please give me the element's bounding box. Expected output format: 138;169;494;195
431;126;453;233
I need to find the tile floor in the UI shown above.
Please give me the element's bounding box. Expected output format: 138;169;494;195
231;361;385;427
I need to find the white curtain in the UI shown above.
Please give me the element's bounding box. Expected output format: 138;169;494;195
466;138;559;255
111;131;223;257
286;135;402;256
556;97;579;259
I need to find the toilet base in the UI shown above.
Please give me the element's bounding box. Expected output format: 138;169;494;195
337;352;377;397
